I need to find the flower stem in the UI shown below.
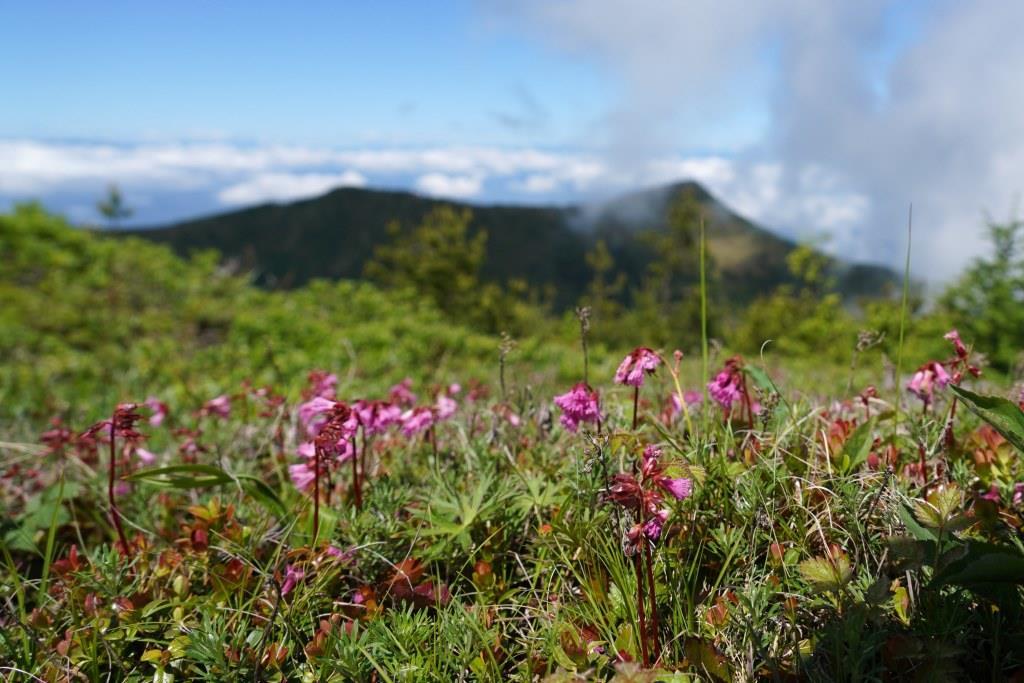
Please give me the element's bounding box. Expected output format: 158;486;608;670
634;553;650;668
313;445;321;541
352;427;362;510
108;418;129;555
632;386;640;431
944;396;958;449
643;542;660;663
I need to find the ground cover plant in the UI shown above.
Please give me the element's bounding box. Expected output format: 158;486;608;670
3;206;1024;681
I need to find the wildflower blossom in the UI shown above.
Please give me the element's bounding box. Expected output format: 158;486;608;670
1013;482;1024;506
144;396;168;427
663;391;702;422
201;394;231;419
708;358;744;410
614;347;661;387
609;446;693;552
281;564;305;596
312;403;358;458
289;461;317;491
907;361;951;407
641;509;670;541
945;329;968;358
354;399;403;436
401;406;435;437
435;394;458;421
298;396;338;436
980;485;1001;503
388;378;418;407
553;383;601;432
135;447;157;465
304;370;338;400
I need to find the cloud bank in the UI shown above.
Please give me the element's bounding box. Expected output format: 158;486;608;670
504;0;1024;280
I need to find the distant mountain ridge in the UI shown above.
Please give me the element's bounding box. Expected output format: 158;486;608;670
125;181;900;309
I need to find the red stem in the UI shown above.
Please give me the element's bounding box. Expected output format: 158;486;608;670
632;386;640;431
741;375;754;431
944;396;958;449
352;427;362;510
108;418;129;554
313;444;321;541
643;542;660;663
634;553;650;667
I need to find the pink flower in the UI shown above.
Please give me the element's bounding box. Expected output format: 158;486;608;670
907;361;951;407
201;395;231;419
641;445;692;501
325;545;356;562
944;329;968;358
306;370;338;399
401;407;435;437
980;485;1001;503
642;509;670;541
309;402;359;460
144;397;168;427
281;564;305;596
135;447;157;465
354;400;403;436
289;461;317;491
658;476;693;501
435;394;458;421
298;396;338;436
1013;483;1024;506
708;369;742;410
614;347;661;387
664;390;703;421
296;441;316;459
388;378;418;407
553;383;601;432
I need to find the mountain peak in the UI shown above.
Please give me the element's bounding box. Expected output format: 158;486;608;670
125;182;898;306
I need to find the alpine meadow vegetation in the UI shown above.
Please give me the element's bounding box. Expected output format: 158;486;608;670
3;203;1024;681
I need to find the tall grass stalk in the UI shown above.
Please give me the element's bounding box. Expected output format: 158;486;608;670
894;204;913;435
700;215;709;391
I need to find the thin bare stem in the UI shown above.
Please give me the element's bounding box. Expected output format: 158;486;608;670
632;386;640;431
634;553;650;667
108;418;129;554
313;445;321;541
352;427;362;510
643;542;660;663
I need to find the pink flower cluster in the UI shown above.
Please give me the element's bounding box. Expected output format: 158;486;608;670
614;347;661;387
608;445;692;553
708;357;744;411
553;383;601;432
907;361;951;407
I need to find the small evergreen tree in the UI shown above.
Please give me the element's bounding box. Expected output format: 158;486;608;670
96;184;133;228
941;218;1024;371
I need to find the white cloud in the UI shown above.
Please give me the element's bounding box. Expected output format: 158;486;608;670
503;0;1024;281
515;174;561;193
217;171;366;205
413;173;483;199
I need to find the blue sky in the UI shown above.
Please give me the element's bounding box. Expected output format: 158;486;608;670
2;3;609;146
2;1;1022;280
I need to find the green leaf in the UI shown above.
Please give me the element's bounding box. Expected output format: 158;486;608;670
950;384;1024;453
741;365;790;419
798;555;852;592
235;475;286;517
838;418;876;474
126;464;234;489
896;504;938;541
931;542;1024;588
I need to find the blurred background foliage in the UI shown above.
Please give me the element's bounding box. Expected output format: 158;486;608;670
2;198;1022;425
